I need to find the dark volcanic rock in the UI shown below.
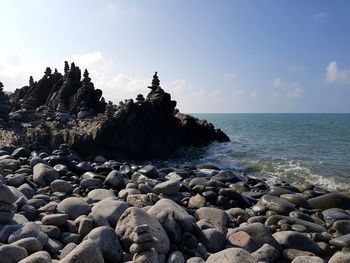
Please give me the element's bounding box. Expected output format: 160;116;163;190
3;68;229;159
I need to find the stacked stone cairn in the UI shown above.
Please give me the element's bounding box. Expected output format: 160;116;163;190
148;72;160;91
0;82;10;126
56;99;71;121
129;224;159;263
135;94;145;106
0;184;17;223
77;101;90;119
44;100;56;121
105;101;114;118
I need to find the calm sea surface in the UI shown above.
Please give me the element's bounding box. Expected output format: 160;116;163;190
168;114;350;190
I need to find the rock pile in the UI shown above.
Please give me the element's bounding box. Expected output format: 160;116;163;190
0;184;17;223
0;145;348;262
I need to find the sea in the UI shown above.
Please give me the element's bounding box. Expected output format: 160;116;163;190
167;113;350;191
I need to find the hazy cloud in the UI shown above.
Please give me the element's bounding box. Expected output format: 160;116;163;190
312;12;328;20
326;60;350;84
288;82;303;97
223;73;237;79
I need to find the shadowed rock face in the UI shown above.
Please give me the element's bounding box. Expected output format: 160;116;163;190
10;63;106;115
2;66;229;159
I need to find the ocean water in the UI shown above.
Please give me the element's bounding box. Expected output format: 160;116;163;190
170;113;350;191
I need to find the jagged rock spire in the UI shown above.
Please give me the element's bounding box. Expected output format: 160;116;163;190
29;76;34;87
148;72;160;91
82;69;91;85
44;67;52;76
64;61;69;74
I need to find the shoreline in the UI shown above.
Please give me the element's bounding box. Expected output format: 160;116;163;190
0;145;350;262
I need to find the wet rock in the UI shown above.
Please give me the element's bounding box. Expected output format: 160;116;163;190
154;179;180;195
211;170;243;183
308;192;350;210
138;165;159;178
273;231;321;254
195;207;229;232
259;194;295;215
330;233;350;248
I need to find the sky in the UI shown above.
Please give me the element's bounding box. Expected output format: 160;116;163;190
0;0;350;113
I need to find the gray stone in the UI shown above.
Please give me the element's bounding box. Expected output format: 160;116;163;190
202;228;226;253
50;179;73;194
60;243;77;259
138;165;159;178
60;239;104;263
42;213;68;226
308;192;350;210
116;207;170;254
0;224;22;243
12;237;43;254
133;248;159;263
211;170;243;183
0;244;28;263
57;197;91;220
273;231;321;254
195;207;229;232
33;163;59;186
280;194;310;208
0;158;21;171
329;251;350;263
18;251;52;263
147;199;195;241
291;256;325;263
188;194;206;209
90;197;129;227
84;226;123;263
9;222;49;246
127;193;159;208
87;188;115;201
228;222;279;249
228;230;258;253
206;248;258;263
105;170;125;188
186;257;205;263
330;233;350;248
330;220;350;236
251;243;280;263
167;251;185;263
0;184;17;203
259;194;295;215
154;179;180;195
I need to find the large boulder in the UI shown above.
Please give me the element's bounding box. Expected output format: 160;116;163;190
33;163;59;186
116;207;170;254
206;248;258;263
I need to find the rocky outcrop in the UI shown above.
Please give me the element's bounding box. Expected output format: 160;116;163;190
2;66;229;159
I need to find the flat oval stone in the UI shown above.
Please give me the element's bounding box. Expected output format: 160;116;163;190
329;233;350;248
260;195;295;215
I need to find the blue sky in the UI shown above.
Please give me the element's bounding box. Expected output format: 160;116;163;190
0;0;350;113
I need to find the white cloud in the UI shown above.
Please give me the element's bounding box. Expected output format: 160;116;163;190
271;77;303;98
0;47;43;91
312;12;328;20
326;60;350;84
288;82;303;97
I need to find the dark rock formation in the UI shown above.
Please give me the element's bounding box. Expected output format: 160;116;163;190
3;68;229;159
10;64;106;116
0;82;11;123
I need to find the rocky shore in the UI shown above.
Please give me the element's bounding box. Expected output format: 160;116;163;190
0;145;350;263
